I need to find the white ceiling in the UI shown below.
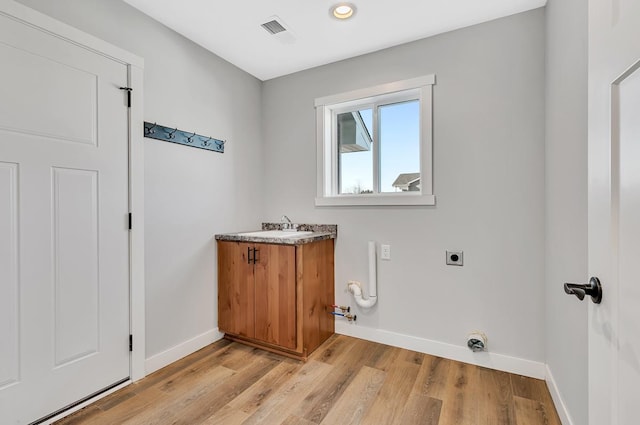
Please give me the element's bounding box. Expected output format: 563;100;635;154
123;0;546;81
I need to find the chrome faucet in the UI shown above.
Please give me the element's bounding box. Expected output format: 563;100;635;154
281;215;297;231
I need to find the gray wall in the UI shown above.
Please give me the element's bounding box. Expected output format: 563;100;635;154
262;10;546;362
16;0;265;359
545;0;588;423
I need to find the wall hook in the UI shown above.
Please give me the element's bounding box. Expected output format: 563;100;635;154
167;127;178;139
186;132;196;144
201;136;212;147
144;122;157;135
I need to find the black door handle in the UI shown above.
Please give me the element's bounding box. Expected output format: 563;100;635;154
564;277;602;304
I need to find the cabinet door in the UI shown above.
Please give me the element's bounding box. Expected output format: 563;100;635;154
218;241;255;338
254;244;296;349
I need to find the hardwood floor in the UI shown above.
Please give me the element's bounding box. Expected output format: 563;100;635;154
55;335;561;425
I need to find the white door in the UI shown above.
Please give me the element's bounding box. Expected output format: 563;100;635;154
0;11;130;425
588;0;640;424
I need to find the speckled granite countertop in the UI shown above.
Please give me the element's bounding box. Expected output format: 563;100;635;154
215;223;337;245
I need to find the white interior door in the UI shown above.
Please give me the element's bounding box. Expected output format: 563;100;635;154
588;0;640;424
0;11;130;425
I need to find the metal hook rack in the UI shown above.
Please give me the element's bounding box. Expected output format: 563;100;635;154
143;121;225;153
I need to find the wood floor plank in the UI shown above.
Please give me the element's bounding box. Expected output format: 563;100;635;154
314;334;368;366
95;387;138;411
313;333;344;364
437;361;480;425
157;346;248;394
360;358;421;424
511;374;549;402
117;349;277;425
74;367;233;425
398;393;442;425
241;360;332;425
412;355;452;401
200;405;249;425
365;344;402;372
405;349;425;365
294;338;382;423
119;366;236;425
510;373;562;425
319;365;386;425
514;396;561;425
132;339;233;394
54;406;103;425
212;360;301;418
291;363;359;423
280;415;318;425
54;335;562;425
167;352;281;425
476;367;516;425
83;386;171;425
217;344;264;371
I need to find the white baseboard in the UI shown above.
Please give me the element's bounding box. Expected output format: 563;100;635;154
335;322;546;379
145;328;225;375
545;365;574;425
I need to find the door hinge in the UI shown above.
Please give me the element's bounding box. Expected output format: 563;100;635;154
128;213;132;230
119;87;133;108
129;334;133;352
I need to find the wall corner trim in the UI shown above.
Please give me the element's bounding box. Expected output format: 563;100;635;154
335;322;546;379
144;328;225;375
546;364;575;425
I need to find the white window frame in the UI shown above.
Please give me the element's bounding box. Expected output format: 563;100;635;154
315;75;435;206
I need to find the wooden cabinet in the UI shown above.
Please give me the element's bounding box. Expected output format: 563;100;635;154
217;241;296;349
218;238;334;359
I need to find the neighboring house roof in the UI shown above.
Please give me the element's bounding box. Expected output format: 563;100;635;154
392;173;420;187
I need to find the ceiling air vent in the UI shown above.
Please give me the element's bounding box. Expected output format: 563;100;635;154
261;19;287;35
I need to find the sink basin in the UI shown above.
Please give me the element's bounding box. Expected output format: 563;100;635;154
237;230;314;239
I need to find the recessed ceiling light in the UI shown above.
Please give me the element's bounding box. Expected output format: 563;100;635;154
331;3;356;20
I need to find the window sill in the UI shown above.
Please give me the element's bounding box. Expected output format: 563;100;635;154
315;194;436;207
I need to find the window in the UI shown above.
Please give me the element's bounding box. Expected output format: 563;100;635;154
315;75;435;206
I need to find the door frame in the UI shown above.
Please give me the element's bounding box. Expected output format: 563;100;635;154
0;0;146;383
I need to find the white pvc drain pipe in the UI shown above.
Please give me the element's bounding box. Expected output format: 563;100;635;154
348;241;378;308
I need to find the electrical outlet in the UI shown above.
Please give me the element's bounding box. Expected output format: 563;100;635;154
381;244;391;260
446;250;463;266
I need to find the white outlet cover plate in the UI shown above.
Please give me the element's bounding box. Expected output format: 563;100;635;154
381;244;391;260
